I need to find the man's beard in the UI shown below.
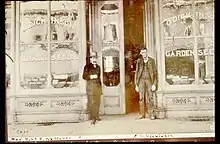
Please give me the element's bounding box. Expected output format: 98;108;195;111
142;55;148;59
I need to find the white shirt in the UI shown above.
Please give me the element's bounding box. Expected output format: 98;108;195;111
143;57;148;63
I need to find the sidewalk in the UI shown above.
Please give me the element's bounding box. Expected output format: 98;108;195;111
7;113;215;138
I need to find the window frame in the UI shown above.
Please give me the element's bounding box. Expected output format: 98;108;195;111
158;0;215;91
15;1;86;95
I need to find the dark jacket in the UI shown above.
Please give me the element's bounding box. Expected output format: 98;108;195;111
134;57;158;89
83;63;102;96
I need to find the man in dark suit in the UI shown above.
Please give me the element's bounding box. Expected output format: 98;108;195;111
134;48;158;120
83;51;102;125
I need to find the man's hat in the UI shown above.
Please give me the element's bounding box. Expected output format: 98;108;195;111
89;51;98;58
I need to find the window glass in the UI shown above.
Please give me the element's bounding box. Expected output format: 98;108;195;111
195;0;214;36
102;47;120;86
20;1;49;89
5;5;13;89
20;44;48;89
194;0;215;85
162;0;193;37
101;3;119;44
162;0;215;86
50;1;78;42
20;1;48;43
51;43;79;88
50;1;80;89
101;3;120;87
165;38;195;85
197;37;215;84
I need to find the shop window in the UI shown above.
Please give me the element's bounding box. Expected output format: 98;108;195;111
19;1;80;89
5;5;13;89
51;43;79;88
162;0;215;86
165;38;195;85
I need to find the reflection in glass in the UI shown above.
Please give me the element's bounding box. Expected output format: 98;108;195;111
20;44;48;89
102;48;120;86
51;43;79;88
165;38;195;85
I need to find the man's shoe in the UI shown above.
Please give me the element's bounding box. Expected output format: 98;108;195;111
97;118;101;121
90;119;96;125
150;115;155;120
136;116;145;120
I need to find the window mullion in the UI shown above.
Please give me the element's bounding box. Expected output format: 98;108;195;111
47;1;52;88
192;0;199;85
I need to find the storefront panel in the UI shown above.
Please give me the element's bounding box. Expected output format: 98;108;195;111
156;0;215;117
6;1;88;123
15;95;85;113
161;0;215;88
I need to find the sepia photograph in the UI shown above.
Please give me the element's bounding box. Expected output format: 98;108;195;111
5;0;214;142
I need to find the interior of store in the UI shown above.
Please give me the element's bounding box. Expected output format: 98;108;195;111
123;0;145;114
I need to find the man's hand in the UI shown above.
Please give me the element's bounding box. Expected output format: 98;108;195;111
135;85;139;92
151;85;156;92
90;74;97;79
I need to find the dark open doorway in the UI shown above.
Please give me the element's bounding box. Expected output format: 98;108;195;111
123;0;145;114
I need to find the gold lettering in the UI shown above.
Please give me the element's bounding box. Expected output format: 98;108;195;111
176;50;181;57
203;49;209;56
170;51;175;57
36;19;41;25
28;21;34;28
181;50;186;57
172;16;178;23
185;50;190;56
57;54;61;61
189;50;194;56
62;54;67;60
166;20;171;26
198;50;203;56
166;51;171;57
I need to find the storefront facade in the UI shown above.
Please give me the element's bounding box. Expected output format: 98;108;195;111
6;0;214;124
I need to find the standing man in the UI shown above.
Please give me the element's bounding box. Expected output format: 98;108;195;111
135;48;158;120
83;51;102;125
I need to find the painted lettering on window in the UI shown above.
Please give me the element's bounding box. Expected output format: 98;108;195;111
24;101;44;107
166;49;214;57
172;98;192;104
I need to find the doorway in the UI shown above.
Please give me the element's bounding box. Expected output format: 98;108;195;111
123;0;145;114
